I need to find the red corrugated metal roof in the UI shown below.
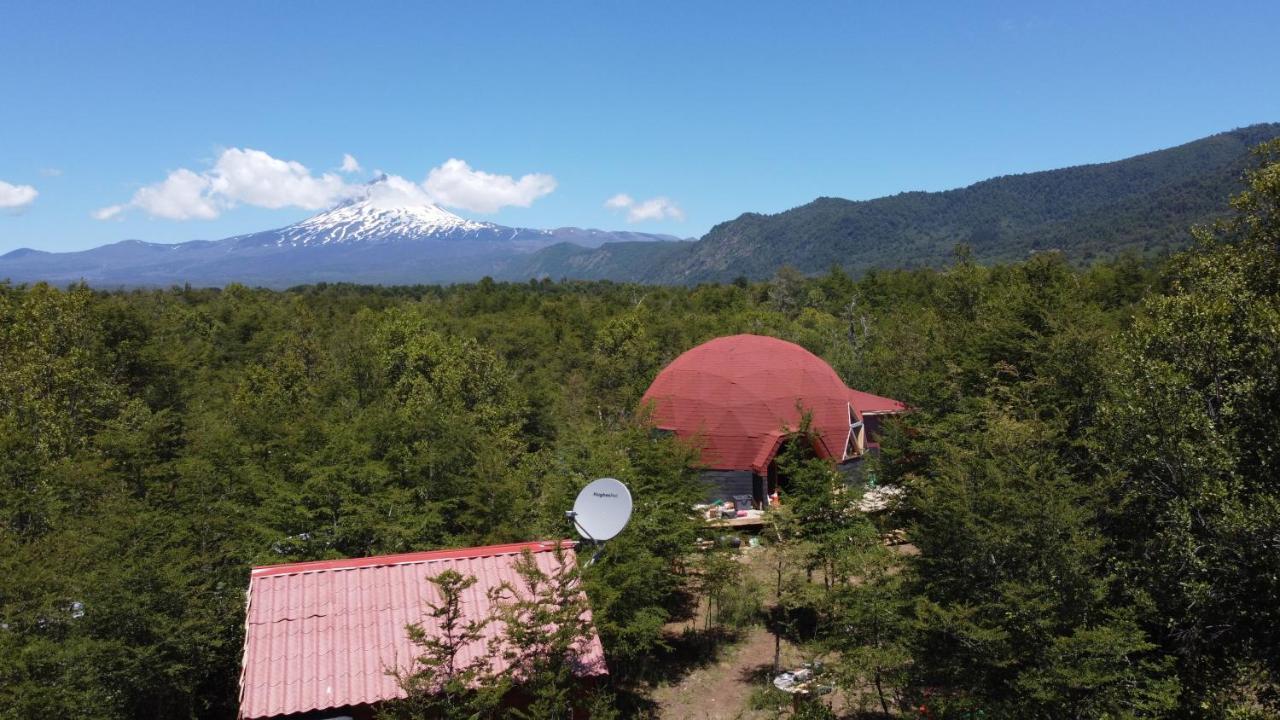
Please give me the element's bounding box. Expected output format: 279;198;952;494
848;388;908;415
238;541;608;720
640;335;861;473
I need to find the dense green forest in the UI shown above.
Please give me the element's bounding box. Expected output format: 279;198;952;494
516;124;1280;283
1;142;1278;719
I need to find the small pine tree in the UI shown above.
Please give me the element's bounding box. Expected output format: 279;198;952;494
696;546;744;631
383;569;507;720
491;546;616;720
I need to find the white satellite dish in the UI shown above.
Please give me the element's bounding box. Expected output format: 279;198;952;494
570;477;633;542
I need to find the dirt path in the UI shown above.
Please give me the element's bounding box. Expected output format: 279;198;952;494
649;625;782;719
646;542;912;718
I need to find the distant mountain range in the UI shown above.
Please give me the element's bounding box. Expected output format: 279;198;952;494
509;123;1280;283
3;124;1278;288
0;178;684;287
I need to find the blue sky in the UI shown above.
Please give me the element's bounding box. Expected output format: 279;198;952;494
2;1;1278;253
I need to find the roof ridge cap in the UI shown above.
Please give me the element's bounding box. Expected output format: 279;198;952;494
250;540;572;578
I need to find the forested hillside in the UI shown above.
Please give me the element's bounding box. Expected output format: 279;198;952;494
514;123;1280;283
1;143;1278;718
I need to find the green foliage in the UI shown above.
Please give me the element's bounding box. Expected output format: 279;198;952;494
765;434;915;715
493;546;608;720
385;553;614;720
902;402;1178;718
570;424;705;680
384;569;506;720
2;142;1278;717
747;683;791;714
715;574;764;629
586;311;659;424
1094;139;1280;711
824;523;911;717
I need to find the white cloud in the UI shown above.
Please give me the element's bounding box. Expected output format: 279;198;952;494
629;197;685;222
96;151;557;221
604;192;685;223
604;193;634;209
423;158;556;213
92;204;125;221
365;173;436;209
0;180;39;210
96;149;357;221
131;168;220;220
209;148;350;211
39;167;63;177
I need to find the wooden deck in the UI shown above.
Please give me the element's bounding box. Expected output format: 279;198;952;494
708;514;768;530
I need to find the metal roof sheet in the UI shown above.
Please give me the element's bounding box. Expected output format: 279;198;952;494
238;541;607;719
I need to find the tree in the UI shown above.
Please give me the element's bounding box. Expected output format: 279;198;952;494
585;312;659;425
0;216;1229;717
491;546;616;720
762;422;914;716
903;401;1178;718
1094;140;1280;710
692;545;744;631
545;421;704;682
822;508;910;717
760;430;848;675
375;313;530;544
384;570;506;720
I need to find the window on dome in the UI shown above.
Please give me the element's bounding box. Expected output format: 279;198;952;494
848;420;865;457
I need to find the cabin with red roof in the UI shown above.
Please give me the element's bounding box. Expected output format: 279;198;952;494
237;541;607;720
640;334;906;505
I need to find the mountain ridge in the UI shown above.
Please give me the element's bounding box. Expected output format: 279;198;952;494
4;124;1277;287
504;123;1280;283
0;179;684;287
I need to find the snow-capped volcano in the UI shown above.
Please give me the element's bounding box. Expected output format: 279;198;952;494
272;196;495;247
225;176;503;247
0;178;687;287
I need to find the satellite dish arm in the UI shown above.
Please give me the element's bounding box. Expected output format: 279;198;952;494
566;510;597;543
565;510;604;566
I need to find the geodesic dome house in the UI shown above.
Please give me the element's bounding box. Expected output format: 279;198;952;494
639;334;905;505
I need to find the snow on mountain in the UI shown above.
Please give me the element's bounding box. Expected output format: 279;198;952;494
0;175;687;287
229;177;497;247
273;197;494;246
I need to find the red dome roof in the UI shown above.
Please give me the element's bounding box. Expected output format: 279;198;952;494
640;335;860;473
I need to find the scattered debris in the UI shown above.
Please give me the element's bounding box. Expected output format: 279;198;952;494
772;664;833;697
857;484;903;513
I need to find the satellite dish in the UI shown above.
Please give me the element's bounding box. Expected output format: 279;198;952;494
571;478;633;541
